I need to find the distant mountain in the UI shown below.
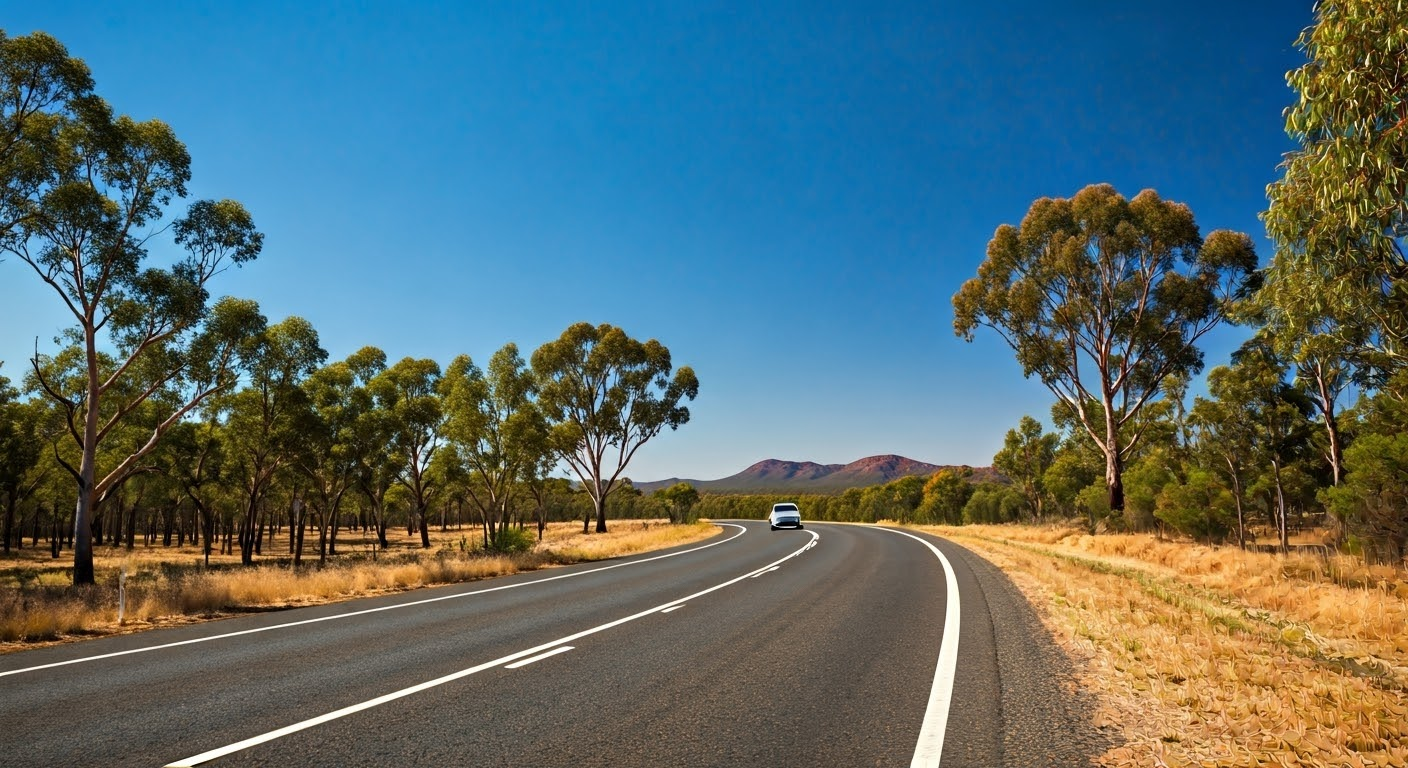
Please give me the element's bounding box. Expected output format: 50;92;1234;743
634;455;998;494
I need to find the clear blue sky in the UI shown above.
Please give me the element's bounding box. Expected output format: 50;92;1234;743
1;1;1312;482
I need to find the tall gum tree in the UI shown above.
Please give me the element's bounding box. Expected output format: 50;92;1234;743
221;316;324;566
953;184;1259;512
373;357;443;548
441;343;546;546
531;323;698;533
7;94;264;583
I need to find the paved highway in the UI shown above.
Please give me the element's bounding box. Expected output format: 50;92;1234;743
0;522;1108;767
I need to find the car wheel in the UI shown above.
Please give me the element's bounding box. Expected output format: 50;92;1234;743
770;524;777;531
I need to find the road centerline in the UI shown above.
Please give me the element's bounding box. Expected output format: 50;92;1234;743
504;646;574;669
163;527;821;767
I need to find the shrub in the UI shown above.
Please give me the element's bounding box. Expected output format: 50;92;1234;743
488;525;535;554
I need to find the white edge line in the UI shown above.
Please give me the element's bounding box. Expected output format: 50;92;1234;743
1;523;750;679
503;646;574;669
865;526;960;768
749;566;780;578
659;605;684;614
164;527;820;767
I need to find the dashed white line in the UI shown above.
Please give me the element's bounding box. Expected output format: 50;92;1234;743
504;646;574;669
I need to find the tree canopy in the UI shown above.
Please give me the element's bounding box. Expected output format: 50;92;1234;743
953;183;1259;511
531;322;698;533
1262;0;1408;370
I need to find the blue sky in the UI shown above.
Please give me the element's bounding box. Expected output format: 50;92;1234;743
1;1;1313;482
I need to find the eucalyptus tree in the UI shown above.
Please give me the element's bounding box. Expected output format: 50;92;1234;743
221;316;325;565
917;468;973;525
654;482;700;524
953;183;1259;512
298;347;382;564
1188;392;1256;548
441;344;546;546
373;357;444;548
1206;343;1317;551
1262;0;1408;370
165;415;224;565
1325;371;1408;564
992;415;1058;521
1;50;265;582
531;323;698;533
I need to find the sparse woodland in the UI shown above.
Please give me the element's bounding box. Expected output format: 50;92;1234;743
0;31;698;588
3;0;1407;601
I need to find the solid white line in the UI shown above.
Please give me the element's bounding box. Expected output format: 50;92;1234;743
866;527;961;768
164;528;820;767
749;566;780;578
659;605;684;613
1;524;749;679
503;646;573;669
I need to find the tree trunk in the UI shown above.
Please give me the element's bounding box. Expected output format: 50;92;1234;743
418;502;431;548
1102;391;1125;515
594;495;608;534
1105;450;1125;516
1227;457;1246;550
1273;459;1289;554
2;490;14;555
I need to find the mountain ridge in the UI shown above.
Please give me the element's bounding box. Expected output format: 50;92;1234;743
633;454;997;494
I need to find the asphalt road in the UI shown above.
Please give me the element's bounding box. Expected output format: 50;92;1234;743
0;522;1109;767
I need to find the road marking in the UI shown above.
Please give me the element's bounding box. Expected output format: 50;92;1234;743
0;524;750;679
750;566;780;578
865;526;961;768
504;646;573;669
164;527;820;767
660;605;685;613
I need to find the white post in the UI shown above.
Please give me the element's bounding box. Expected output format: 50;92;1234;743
118;566;127;625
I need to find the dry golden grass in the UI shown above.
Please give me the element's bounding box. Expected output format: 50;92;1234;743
923;523;1408;767
0;520;717;651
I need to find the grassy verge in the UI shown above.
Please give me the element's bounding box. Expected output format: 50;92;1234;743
0;519;716;652
919;523;1408;767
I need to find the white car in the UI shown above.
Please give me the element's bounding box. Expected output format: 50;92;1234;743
768;502;803;530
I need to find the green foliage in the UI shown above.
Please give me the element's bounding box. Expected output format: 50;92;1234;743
1123;452;1175;532
917;469;973;524
1324;373;1408;565
0;30;267;582
1075;482;1112;529
1262;0;1408;366
992;415;1057;520
531;323;698;533
654;482;700;524
954;183;1259;511
487;524;535;554
441;344;547;541
1155;468;1236;543
962;482;1023;524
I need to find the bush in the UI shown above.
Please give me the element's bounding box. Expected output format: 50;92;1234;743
1155;469;1235;543
487;526;535;554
